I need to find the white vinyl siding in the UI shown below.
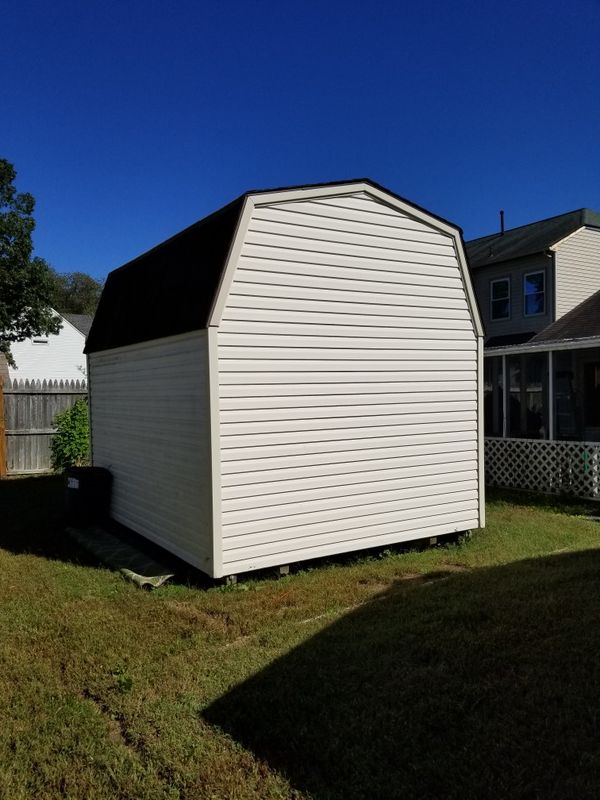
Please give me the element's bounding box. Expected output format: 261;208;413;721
554;227;600;318
88;331;213;571
8;313;86;382
215;192;480;575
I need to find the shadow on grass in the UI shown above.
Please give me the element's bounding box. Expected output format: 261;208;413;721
205;549;600;800
0;475;211;585
0;475;75;559
0;475;464;586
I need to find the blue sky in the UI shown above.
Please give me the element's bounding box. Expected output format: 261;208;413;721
3;0;600;280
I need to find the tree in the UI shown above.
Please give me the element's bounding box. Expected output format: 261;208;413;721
50;270;103;315
0;159;61;366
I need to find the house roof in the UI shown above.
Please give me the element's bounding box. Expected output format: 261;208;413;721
466;208;600;269
530;288;600;345
63;313;94;337
85;179;464;355
485;332;537;348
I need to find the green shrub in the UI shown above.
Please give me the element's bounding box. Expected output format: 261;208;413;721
51;398;90;471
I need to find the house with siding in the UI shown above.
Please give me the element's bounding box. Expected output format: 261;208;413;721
85;179;485;580
6;311;93;383
465;209;600;498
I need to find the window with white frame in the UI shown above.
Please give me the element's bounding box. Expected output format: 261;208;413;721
524;270;545;316
490;278;510;320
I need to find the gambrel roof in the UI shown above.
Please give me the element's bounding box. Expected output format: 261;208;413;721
86;179;478;354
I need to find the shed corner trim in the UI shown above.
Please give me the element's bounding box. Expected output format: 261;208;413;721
207;196;256;328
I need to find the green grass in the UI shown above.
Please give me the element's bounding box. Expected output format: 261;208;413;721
1;476;600;799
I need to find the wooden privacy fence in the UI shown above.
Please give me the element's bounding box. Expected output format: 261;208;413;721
0;379;87;476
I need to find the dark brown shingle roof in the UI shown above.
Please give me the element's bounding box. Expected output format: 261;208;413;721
63;314;94;337
466;208;600;269
531;289;600;344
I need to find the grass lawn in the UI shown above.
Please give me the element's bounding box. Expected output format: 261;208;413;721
1;476;600;799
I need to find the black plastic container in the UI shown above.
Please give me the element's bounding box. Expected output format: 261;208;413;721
65;466;113;526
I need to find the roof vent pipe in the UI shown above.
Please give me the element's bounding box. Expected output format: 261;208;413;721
500;209;505;235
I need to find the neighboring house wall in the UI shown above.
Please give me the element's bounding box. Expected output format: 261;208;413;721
8;315;87;381
88;331;214;573
215;191;481;575
554;227;600;318
471;253;555;339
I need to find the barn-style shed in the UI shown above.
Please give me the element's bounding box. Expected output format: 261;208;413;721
85;180;484;579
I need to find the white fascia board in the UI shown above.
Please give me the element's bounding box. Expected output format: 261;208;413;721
208;196;255;328
485;335;600;357
477;335;485;528
452;236;485;339
207;326;223;578
208;182;484;337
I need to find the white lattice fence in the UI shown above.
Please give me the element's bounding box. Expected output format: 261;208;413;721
485;437;600;500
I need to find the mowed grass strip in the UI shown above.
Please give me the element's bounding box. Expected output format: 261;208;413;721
0;476;599;799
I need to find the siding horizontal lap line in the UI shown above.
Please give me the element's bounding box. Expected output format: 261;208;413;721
252;207;450;244
218;361;474;372
111;507;211;559
220;424;476;453
222;497;478;548
220;401;477;422
223;488;478;530
224;298;471;320
269;197;436;229
220;383;477;398
222;488;478;529
223;515;478;574
112;491;209;526
220;321;476;339
220;413;477;437
238;257;464;287
221;434;477;465
221;441;478;476
219;375;476;386
221;313;473;331
221;515;480;571
228;284;468;309
221;454;478;486
94;455;211;486
300;195;441;223
193;396;480;411
242;244;459;272
222;473;478;515
245;224;455;258
221;460;478;498
218;335;476;350
218;350;475;361
244;230;458;263
235;270;467;297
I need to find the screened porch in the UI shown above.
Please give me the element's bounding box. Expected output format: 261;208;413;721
483;338;600;500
